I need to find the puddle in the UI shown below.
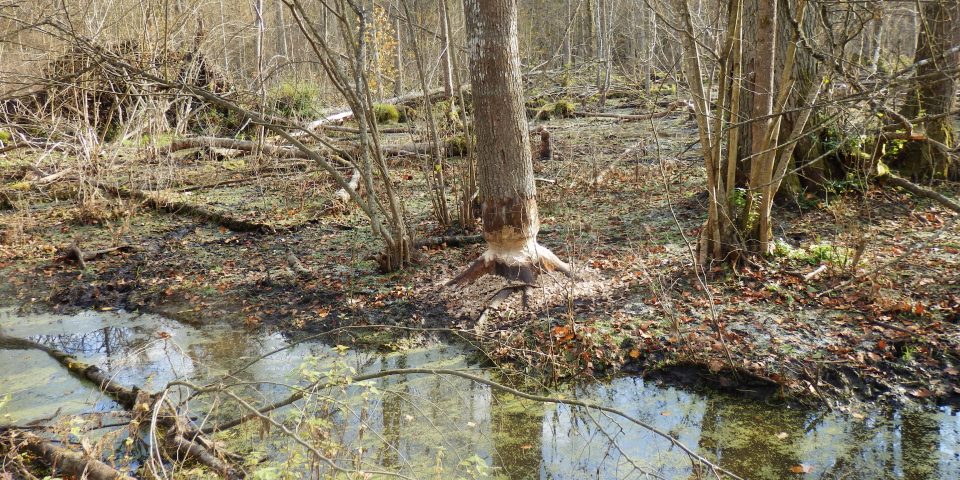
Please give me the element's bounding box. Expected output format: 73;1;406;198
1;308;958;479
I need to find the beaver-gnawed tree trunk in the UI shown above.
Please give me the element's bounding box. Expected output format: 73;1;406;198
898;0;959;181
451;0;570;285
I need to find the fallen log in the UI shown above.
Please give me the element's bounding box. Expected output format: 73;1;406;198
878;171;960;213
573;100;694;122
301;87;451;131
6;430;136;480
415;234;484;249
0;334;241;479
58;243;135;269
319;125;407;135
172;135;437;162
170;137;350;166
97;181;278;233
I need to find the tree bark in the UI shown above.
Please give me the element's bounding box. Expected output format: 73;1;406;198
899;0;959;180
452;0;570;285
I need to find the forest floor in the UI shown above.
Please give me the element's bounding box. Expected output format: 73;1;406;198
2;95;959;409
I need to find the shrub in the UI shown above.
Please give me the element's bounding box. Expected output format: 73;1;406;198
373;103;400;124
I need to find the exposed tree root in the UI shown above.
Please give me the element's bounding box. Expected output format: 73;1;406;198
475;285;529;332
0;334;242;479
447;240;572;286
3;430;135;480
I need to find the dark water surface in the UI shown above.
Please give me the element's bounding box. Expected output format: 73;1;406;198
1;308;957;479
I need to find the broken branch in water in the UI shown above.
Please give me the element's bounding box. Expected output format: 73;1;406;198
2;430;136;480
0;333;242;479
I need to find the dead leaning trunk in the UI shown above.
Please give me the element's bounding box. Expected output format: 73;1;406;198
450;0;571;286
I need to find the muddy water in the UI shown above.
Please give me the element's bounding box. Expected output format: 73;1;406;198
1;308;958;479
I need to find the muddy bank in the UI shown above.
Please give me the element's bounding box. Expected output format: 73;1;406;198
2;101;959;407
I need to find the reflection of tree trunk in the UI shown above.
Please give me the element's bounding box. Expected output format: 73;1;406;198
900;409;941;478
376;355;407;468
490;389;543;477
696;397;806;477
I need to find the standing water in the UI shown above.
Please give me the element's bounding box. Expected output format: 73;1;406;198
1;308;958;479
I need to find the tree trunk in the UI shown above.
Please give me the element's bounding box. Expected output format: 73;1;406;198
899;0;959;181
452;0;570;286
439;0;455;99
866;1;884;74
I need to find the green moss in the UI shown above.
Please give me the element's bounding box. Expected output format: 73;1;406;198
650;83;677;96
272;82;321;119
536;99;576;120
373;103;400;124
444;134;470;157
0;130;11;143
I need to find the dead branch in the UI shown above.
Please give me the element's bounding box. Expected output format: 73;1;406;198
170;136;349;166
285;250;313;278
58;243;135;268
96;181;278;233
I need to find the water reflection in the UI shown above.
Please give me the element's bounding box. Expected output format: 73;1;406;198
2;308;959;479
